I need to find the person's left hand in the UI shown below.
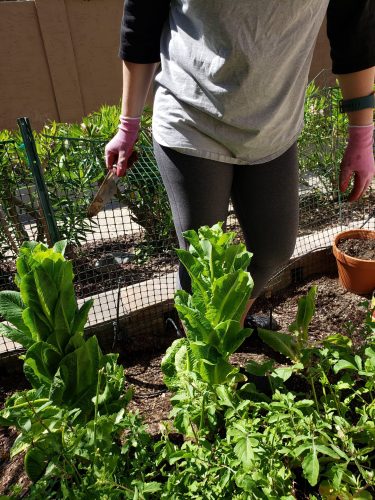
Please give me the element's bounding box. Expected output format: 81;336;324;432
339;124;375;202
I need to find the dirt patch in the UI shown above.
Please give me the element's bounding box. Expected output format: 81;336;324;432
337;237;375;261
0;260;17;293
69;235;178;299
0;235;179;305
0;272;371;495
118;272;360;433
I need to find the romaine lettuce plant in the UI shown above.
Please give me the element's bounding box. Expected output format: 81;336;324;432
161;223;253;436
0;240;135;486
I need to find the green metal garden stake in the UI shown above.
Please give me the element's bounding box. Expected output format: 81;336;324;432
17;117;60;244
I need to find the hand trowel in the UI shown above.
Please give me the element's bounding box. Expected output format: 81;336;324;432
87;171;120;218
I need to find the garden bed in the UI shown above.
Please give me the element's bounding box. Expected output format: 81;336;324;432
0;271;371;497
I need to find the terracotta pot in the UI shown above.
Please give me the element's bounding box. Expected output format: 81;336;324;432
332;229;375;295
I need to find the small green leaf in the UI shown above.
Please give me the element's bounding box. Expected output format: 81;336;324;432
10;433;32;458
289;286;316;341
58;262;76;326
217;320;252;356
34;267;58;322
71;299;93;336
176;250;207;294
302;448;319;486
20;274;44;317
323;334;352;349
175;300;215;342
51;297;72;353
24;447;48;482
354;355;363;371
207;270;252;325
53;240;67;255
314;445;340;459
294;443;312;457
141;482;162;494
0;323;34;349
258;328;298;361
234;436;258;468
64;332;85;354
190;342;235;384
22;307;51;342
0;291;30;334
333;359;358;373
50;336;101;415
161;338;188;386
216;385;235;408
24;341;62;386
271;366;295;382
224;244;252;274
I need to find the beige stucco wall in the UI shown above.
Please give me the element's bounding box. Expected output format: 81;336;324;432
0;1;60;129
65;0;124;115
0;1;333;131
0;0;124;131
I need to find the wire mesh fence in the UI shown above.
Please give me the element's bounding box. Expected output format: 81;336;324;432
0;125;180;358
0;84;374;359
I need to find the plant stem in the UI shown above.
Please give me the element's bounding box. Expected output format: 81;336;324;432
93;368;103;465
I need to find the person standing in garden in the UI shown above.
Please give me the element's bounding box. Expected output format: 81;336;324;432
105;0;374;324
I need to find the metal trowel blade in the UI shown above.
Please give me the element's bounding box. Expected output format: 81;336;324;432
87;171;120;217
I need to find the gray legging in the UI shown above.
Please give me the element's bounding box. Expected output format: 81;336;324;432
153;140;299;298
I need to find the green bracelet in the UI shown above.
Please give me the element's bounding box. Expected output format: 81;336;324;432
339;92;374;113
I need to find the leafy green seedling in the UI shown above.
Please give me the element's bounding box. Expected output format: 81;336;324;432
0;241;132;484
257;286;317;362
162;223;253;435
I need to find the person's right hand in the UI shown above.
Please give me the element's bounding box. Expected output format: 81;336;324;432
105;115;140;177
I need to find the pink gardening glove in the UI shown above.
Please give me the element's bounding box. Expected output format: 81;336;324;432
340;124;375;202
105;115;140;177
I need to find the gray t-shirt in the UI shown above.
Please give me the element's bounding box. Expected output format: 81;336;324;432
152;0;329;165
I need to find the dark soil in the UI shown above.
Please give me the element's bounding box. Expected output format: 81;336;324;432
337;237;375;261
0;271;371;496
68;235;179;299
0;235;179;304
1;190;372;302
0;261;17;292
298;190;374;236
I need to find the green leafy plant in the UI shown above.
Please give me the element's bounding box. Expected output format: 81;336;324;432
158;226;375;498
1;226;375;499
0;240;146;492
298;81;347;202
0;138;45;258
257;285;317;362
161;223;253;436
239;295;375;498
